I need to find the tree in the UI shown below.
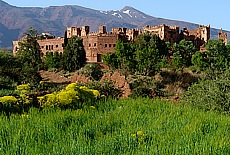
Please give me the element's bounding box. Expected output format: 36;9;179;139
172;39;196;69
43;52;62;70
62;36;86;72
16;28;42;85
16;28;42;69
0;51;21;89
191;51;209;71
135;34;167;75
206;39;229;70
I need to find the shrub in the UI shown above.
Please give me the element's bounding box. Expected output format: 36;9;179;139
38;83;101;109
85;81;122;98
0;96;18;105
77;63;103;81
127;75;163;98
182;71;230;114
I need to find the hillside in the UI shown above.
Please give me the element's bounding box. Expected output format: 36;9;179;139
0;0;229;48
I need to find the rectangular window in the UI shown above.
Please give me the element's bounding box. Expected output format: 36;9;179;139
109;44;111;47
105;44;107;47
56;45;58;48
94;43;97;47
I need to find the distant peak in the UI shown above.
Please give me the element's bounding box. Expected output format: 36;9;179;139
121;6;135;11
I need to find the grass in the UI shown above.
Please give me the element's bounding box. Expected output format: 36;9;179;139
0;98;229;154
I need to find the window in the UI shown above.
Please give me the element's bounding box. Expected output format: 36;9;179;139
89;44;91;47
46;45;48;50
56;45;58;48
113;44;116;47
41;46;44;49
94;43;97;47
105;44;107;47
109;44;111;47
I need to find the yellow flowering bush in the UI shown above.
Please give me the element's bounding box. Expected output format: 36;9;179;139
16;84;32;105
57;90;79;106
0;96;18;105
38;83;100;109
38;93;57;108
16;84;30;94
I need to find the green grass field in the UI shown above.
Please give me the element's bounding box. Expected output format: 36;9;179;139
0;98;229;154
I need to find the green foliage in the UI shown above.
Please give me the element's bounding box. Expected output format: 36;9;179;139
0;51;21;89
43;52;62;70
16;28;42;69
0;98;229;154
127;75;163;98
172;39;197;69
182;71;230;114
206;39;230;70
16;28;42;85
77;63;103;81
62;36;86;72
191;51;209;71
103;34;170;76
85;80;122;98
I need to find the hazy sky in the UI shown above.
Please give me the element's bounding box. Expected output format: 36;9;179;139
4;0;230;31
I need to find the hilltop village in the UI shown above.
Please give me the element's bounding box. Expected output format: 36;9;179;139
13;24;227;63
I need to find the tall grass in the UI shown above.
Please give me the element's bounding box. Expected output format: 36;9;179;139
0;98;229;154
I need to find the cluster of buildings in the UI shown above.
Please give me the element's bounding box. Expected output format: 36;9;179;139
13;24;228;63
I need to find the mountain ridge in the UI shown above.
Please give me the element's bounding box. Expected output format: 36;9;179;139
0;1;229;48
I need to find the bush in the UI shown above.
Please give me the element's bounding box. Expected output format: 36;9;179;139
85;81;122;98
182;71;230;114
77;63;103;81
38;83;101;109
127;75;163;98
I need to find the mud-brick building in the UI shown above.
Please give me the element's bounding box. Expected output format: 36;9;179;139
143;24;180;45
180;25;210;51
13;35;64;56
38;37;64;56
143;24;211;51
67;25;138;62
218;28;228;45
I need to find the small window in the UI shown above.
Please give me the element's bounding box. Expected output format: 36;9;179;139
41;46;44;49
94;43;97;47
89;44;91;47
56;45;58;48
105;44;107;47
113;44;116;47
46;45;48;50
109;44;111;47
